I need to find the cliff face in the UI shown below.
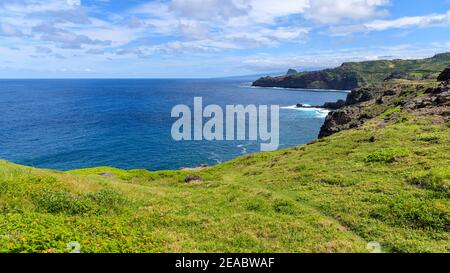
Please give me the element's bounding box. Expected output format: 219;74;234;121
252;53;450;90
252;68;363;90
318;75;450;138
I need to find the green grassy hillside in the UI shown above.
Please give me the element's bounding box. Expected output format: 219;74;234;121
252;53;450;90
0;84;449;253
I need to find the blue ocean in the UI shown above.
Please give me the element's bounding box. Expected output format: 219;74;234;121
0;78;347;171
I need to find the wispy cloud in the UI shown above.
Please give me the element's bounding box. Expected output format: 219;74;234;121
329;11;450;36
0;0;450;77
239;43;450;70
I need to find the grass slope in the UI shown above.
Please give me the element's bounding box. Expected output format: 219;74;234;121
0;91;449;253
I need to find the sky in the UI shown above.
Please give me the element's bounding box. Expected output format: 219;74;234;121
1;0;450;78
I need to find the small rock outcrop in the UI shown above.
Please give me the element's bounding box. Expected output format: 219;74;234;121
402;81;450;110
322;99;346;110
184;175;203;183
296;99;346;110
99;172;115;178
437;68;450;82
319;108;362;138
181;164;209;172
345;88;375;105
286;69;298;76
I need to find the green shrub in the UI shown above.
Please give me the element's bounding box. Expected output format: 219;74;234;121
32;188;128;215
319;176;356;187
86;189;128;213
364;148;408;163
21;175;58;185
272;199;296;215
416;133;441;143
375;199;450;232
380;107;401;118
245;199;267;212
0;181;8;194
32;190;92;215
407;169;449;194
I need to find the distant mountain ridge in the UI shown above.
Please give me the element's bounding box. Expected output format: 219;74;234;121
252;53;450;90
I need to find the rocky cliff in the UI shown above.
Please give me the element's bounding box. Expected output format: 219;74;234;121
253;68;363;90
253;53;450;90
318;68;450;138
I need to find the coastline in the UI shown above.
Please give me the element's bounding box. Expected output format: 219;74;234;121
248;84;351;93
0;74;448;253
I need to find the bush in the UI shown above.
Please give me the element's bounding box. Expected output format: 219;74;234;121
0;181;8;194
416;133;441;143
380;107;401;118
375;199;450;232
245;199;267;212
32;188;128;215
32;190;92;215
319;176;356;187
21;175;58;185
364;148;408;163
86;189;128;213
407;169;449;194
272;199;296;215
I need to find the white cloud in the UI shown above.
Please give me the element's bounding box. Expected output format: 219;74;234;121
366;11;450;31
228;0;308;26
66;0;81;7
239;44;449;71
304;0;390;24
170;0;248;21
328;10;450;36
0;0;81;13
126;0;310;54
178;19;209;39
0;22;26;37
1;0;449;77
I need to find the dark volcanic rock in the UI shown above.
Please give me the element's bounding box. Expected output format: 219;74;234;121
437;68;450;81
185;175;203;183
383;89;396;96
323;99;346;110
345;88;374;105
384;71;411;81
296;99;346;110
317;67;450;139
252;70;362;90
319;75;450;138
319;108;362;138
286;69;298;76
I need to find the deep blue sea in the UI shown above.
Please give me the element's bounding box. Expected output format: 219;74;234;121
0;78;347;171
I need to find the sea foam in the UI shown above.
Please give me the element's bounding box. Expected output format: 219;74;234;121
281;105;330;118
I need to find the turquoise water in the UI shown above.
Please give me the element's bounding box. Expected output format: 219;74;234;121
0;78;347;171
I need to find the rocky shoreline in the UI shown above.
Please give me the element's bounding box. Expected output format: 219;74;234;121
317;68;450;138
295;100;346;110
